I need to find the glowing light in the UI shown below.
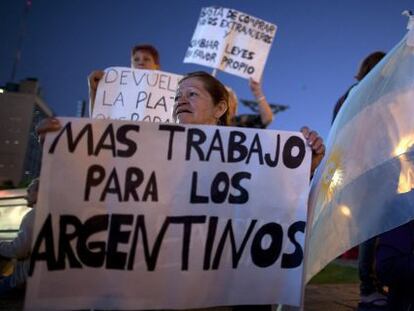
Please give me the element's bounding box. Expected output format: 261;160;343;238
339;205;352;217
397;167;413;193
393;135;414;157
393;135;414;194
0;88;4;94
330;169;343;190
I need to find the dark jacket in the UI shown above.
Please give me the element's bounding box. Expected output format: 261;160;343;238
376;220;414;311
332;83;358;124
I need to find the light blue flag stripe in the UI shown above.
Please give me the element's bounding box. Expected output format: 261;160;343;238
332;34;413;142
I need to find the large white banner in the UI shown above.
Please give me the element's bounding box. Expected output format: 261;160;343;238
26;118;310;310
184;7;277;81
92;67;182;123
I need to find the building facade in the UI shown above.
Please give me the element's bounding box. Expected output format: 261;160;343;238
0;79;53;187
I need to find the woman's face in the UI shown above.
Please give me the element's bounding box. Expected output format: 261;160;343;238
173;77;225;125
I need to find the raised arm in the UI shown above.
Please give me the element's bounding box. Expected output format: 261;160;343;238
88;70;105;116
249;78;273;126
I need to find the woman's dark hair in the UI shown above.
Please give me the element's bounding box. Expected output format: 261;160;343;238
178;71;230;126
355;51;386;81
131;44;160;65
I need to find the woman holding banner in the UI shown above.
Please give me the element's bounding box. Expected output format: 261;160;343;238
173;71;325;174
36;71;325;310
176;71;324;311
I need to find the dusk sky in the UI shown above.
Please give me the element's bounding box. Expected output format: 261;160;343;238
1;0;412;139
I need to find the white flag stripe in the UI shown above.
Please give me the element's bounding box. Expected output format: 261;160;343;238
311;87;414;224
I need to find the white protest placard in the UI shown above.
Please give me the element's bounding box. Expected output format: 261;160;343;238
92;67;182;122
25;118;310;310
184;7;277;81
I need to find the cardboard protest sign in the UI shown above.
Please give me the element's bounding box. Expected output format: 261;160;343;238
92;67;182;122
184;7;277;81
25;118;310;310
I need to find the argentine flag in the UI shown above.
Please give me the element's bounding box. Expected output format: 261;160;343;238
306;28;414;281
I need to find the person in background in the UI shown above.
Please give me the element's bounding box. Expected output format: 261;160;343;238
0;178;39;296
376;220;414;311
332;51;385;123
88;44;161;114
332;51;387;311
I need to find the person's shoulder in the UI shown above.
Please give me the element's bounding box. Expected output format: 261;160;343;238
332;83;359;123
